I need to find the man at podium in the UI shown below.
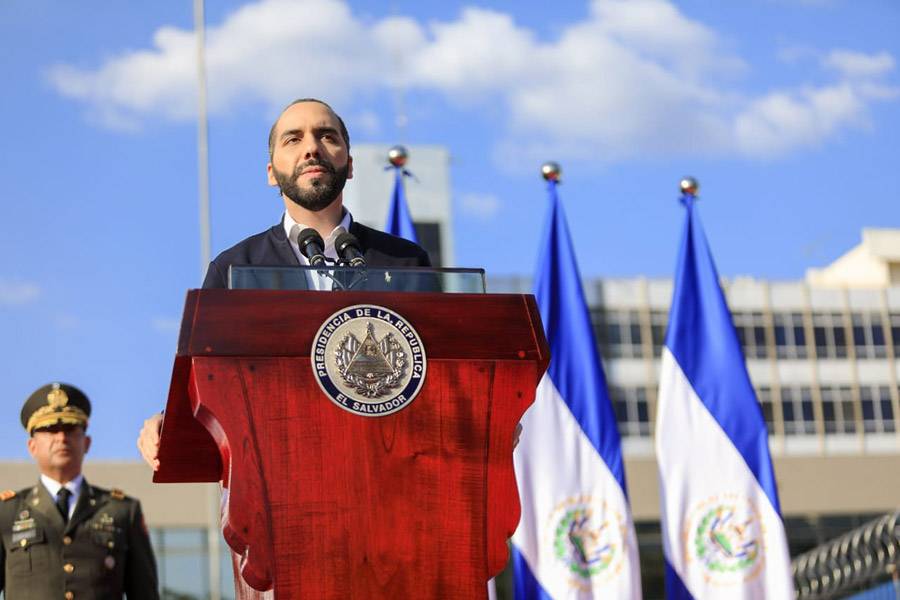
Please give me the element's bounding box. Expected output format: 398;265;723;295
138;97;430;469
133;97;543;598
202;97;430;289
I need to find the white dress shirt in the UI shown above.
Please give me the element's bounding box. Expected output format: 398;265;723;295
40;473;83;519
283;210;353;291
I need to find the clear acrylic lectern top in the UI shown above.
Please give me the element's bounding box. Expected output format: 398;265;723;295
228;266;485;293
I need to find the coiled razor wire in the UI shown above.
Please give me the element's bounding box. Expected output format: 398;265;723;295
792;511;899;599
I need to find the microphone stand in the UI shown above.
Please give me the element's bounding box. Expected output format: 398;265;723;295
334;262;368;290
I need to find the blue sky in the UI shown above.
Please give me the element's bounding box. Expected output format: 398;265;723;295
1;0;898;459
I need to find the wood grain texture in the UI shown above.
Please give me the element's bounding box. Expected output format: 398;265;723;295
178;289;547;362
154;290;550;598
154;356;222;482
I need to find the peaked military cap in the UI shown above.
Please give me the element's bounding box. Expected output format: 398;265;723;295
20;382;91;434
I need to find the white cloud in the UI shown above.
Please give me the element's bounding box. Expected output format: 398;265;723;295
48;0;405;129
459;192;502;220
823;49;895;79
47;0;899;160
589;0;745;79
0;280;40;305
735;84;866;156
353;110;382;136
406;8;536;96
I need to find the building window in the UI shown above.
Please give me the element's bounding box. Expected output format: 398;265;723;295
860;386;896;434
820;386;856;434
781;387;816;435
610;386;651;437
650;311;667;358
756;387;775;435
891;314;900;348
851;313;887;359
732;311;769;359
773;312;808;359
812;313;848;359
150;527;213;598
593;309;643;359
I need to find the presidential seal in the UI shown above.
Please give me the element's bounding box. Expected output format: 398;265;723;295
311;305;426;417
684;494;765;585
546;495;626;591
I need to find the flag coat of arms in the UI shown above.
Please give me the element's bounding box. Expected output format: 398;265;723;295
656;192;793;599
511;179;641;599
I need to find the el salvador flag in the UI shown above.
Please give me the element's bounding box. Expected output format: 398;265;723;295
385;166;419;243
656;191;793;599
511;178;641;599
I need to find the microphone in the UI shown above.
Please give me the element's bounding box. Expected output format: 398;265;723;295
297;228;327;266
334;232;367;267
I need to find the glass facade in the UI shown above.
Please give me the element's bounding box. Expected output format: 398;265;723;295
610;385;651;437
780;387;817;436
581;300;900;441
773;312;808;359
812;312;849;359
733;311;770;359
593;308;645;358
150;528;234;600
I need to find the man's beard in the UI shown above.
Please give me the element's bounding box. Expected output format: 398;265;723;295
273;159;350;212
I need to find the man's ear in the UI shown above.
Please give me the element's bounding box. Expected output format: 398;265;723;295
83;434;92;455
347;155;353;180
26;436;37;459
267;162;277;187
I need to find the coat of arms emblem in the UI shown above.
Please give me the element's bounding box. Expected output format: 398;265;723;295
312;305;427;417
335;322;407;398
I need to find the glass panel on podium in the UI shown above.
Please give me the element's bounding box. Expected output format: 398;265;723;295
228;266;485;293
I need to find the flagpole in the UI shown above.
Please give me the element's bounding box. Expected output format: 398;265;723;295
656;176;793;599
195;0;212;283
511;161;642;599
194;2;220;598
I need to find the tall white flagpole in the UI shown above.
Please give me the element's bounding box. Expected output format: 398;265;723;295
195;0;211;283
194;3;220;598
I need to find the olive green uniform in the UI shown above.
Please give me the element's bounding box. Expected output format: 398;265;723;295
0;481;159;600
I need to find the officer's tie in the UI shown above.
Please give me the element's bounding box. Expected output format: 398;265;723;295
56;488;71;523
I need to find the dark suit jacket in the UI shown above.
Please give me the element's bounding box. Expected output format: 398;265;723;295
202;220;431;289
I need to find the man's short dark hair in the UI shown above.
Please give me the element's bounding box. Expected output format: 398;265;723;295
268;98;351;160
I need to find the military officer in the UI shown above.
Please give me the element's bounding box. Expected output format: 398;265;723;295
0;382;160;599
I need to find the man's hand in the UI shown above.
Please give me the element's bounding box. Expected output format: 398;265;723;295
137;413;163;471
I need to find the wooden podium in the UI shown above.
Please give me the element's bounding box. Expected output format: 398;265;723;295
155;289;549;598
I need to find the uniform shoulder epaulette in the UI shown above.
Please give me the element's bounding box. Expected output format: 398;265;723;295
0;490;16;501
110;488;126;500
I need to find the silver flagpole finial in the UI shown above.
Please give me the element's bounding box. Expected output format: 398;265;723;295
387;145;409;167
541;161;562;182
680;176;699;196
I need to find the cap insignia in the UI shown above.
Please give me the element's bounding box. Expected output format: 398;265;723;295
47;384;69;408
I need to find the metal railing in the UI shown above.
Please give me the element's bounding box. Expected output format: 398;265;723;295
792;511;900;599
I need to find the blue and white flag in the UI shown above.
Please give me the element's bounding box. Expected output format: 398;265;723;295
511;179;641;599
656;192;792;599
385;166;419;243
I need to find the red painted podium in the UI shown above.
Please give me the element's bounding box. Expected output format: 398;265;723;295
154;288;549;598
